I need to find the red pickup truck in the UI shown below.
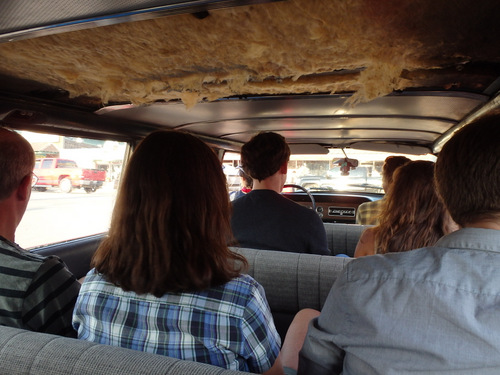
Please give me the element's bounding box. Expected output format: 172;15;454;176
33;158;106;193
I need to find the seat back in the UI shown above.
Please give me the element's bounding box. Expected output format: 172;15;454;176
31;232;357;342
232;247;352;340
323;222;371;257
1;248;351;374
0;325;248;375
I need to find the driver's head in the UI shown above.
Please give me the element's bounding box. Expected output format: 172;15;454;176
435;114;500;227
241;132;290;182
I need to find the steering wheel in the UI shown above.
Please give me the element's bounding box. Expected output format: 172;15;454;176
283;184;316;212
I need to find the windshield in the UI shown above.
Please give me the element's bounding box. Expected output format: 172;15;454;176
225;148;436;194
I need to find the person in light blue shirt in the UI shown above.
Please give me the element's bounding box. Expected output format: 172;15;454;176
296;115;500;374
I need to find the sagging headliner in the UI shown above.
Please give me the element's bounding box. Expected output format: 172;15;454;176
1;0;500;152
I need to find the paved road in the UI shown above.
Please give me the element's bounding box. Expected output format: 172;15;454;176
16;185;118;249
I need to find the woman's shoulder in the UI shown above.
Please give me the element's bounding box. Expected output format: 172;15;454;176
224;273;262;292
211;274;264;301
359;226;376;242
182;274;265;314
354;227;377;258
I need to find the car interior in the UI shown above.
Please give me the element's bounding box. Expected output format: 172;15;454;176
1;0;500;374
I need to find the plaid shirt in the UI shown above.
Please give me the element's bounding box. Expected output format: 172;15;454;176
73;271;280;373
356;198;385;225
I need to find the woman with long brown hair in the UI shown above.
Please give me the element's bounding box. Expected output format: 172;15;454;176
354;160;457;257
73;131;281;374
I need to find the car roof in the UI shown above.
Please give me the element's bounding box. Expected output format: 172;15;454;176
1;0;500;153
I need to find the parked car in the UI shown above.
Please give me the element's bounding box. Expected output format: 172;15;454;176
0;0;499;373
33;158;107;193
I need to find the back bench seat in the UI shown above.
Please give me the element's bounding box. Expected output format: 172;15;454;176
5;247;353;374
30;223;368;279
19;223;366;374
11;241;352;375
30;223;367;338
0;325;248;375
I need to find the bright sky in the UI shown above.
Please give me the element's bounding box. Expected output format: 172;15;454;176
19;130;59;143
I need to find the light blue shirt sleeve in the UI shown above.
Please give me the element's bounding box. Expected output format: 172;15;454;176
298;271;347;375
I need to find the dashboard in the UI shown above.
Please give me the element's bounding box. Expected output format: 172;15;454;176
283;192;382;223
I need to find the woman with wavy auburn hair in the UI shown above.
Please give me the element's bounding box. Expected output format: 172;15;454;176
73;131;282;374
354;160;458;257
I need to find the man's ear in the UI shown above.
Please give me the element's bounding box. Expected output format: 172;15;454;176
16;174;32;201
279;162;288;174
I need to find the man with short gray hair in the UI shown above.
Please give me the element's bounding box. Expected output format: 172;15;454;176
0;127;80;337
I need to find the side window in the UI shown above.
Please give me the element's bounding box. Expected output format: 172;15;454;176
16;131;128;249
223;152;241;193
57;159;78;168
41;159;52;168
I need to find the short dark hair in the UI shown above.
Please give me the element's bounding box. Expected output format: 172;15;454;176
382;156;411;185
435;115;500;226
241;132;290;181
93;130;247;296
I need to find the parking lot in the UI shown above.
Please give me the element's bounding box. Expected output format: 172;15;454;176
16;184;117;249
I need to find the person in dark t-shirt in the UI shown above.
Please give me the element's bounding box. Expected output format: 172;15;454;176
231;132;329;255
